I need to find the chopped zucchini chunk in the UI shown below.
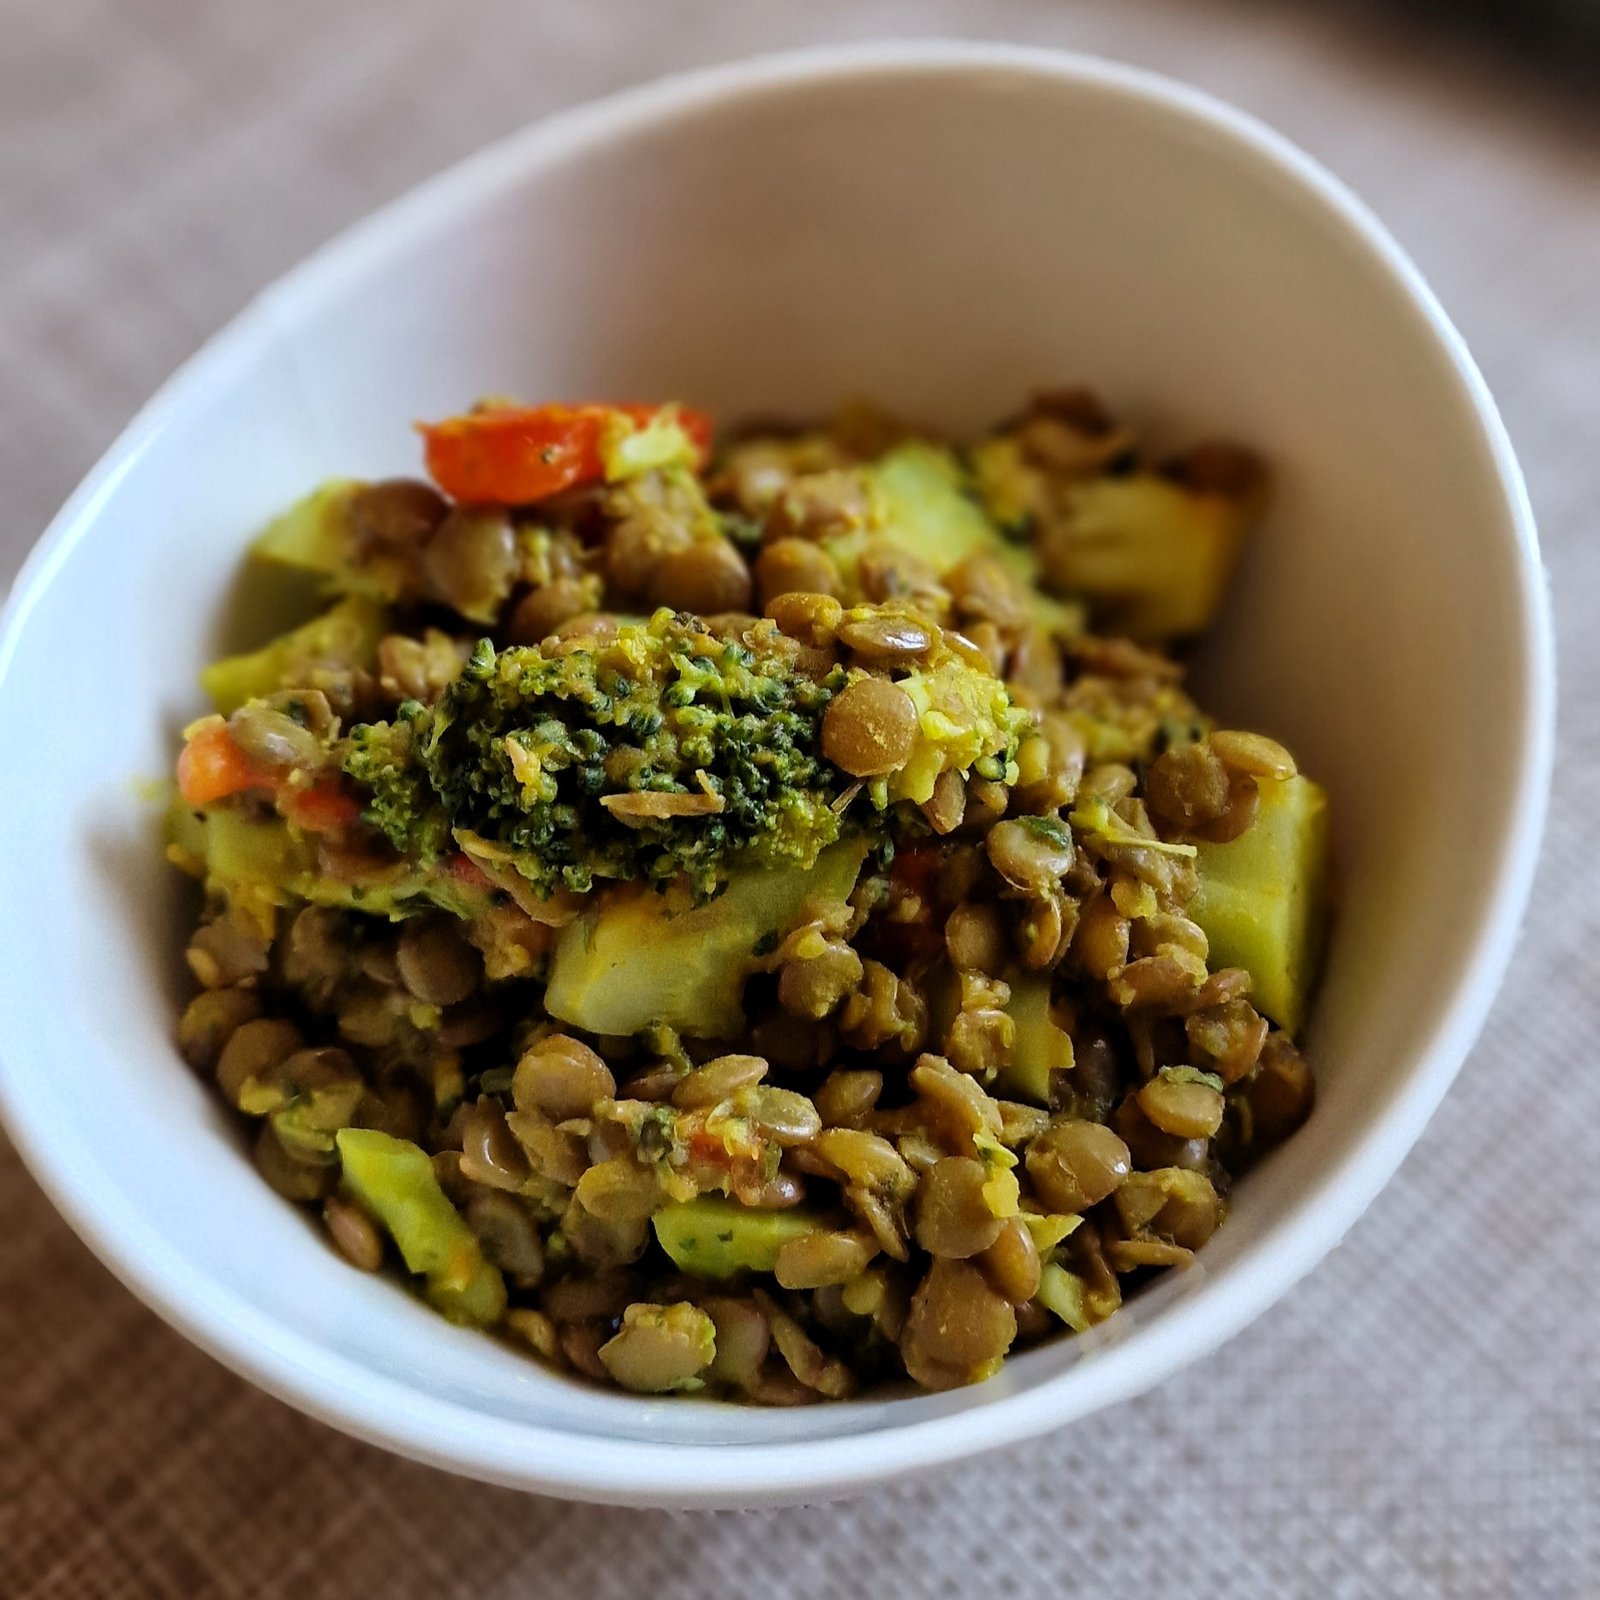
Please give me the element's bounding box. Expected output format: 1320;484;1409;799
167;801;483;923
335;1128;506;1326
1190;773;1331;1034
837;442;1083;636
251;478;431;601
200;594;388;714
250;480;365;580
1001;973;1074;1105
652;1197;820;1278
545;837;869;1037
1036;474;1257;640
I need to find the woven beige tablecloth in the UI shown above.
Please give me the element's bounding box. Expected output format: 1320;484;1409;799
2;1;1596;1593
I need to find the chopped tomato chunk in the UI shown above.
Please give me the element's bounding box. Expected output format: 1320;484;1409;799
444;853;493;890
283;778;362;833
418;403;711;504
889;843;943;904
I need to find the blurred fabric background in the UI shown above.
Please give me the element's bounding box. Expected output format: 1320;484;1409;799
2;2;1596;1595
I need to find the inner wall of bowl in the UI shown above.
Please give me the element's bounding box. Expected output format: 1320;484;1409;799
1;61;1534;1449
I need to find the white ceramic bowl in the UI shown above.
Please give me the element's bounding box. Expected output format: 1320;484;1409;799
0;42;1553;1507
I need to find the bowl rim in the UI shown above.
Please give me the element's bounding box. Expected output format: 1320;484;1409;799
0;38;1555;1507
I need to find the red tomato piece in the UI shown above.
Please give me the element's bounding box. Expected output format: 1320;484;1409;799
889;843;944;904
417;403;711;504
443;853;494;890
283;778;362;833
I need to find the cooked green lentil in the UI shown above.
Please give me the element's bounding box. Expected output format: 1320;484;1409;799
168;390;1329;1400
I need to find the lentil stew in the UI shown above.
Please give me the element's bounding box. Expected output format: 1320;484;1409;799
167;391;1330;1399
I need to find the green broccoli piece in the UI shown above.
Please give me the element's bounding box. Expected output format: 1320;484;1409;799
332;606;1031;907
341;611;855;901
341;703;452;863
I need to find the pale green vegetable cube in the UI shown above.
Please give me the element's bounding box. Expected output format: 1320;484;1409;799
1039;474;1254;640
250;479;363;575
545;837;868;1038
831;443;1082;636
1190;773;1331;1035
200;594;388;714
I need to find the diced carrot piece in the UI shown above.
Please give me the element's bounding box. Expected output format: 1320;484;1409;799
177;723;272;807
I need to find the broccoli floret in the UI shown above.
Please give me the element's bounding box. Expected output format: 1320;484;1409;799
335;606;1032;905
341;612;854;900
887;651;1032;805
341;704;452;861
